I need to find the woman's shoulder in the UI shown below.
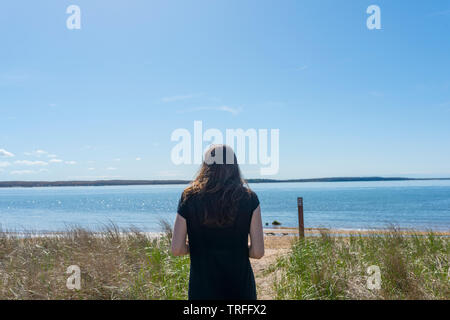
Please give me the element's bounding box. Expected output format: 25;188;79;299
243;187;257;198
177;189;197;219
180;187;200;203
242;187;260;211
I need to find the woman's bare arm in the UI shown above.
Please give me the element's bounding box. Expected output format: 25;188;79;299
171;214;189;256
249;205;264;259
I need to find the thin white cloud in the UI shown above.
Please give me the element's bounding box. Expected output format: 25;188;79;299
49;159;63;163
10;168;48;175
65;161;77;165
0;161;11;167
218;106;242;115
88;168;95;171
47;154;58;158
161;93;199;103
68;175;122;180
15;160;48;166
35;150;47;156
296;65;308;71
24;149;48;157
180;105;242;116
81;145;96;151
10;170;36;175
106;167;117;171
136;157;142;161
0;149;14;157
157;170;181;177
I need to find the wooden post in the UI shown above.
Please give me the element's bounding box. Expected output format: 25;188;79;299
297;197;305;238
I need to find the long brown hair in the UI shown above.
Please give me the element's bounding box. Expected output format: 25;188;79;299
181;144;252;227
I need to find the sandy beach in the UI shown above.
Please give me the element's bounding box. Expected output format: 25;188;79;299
263;227;450;236
251;235;293;299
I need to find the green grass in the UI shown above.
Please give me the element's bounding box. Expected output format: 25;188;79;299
0;225;190;300
1;225;448;300
271;229;449;300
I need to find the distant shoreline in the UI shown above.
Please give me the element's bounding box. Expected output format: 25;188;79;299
1;177;450;188
2;228;449;238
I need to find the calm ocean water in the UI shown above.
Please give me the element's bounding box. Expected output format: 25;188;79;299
0;180;449;232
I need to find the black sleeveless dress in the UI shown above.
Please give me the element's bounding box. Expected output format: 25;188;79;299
177;190;260;300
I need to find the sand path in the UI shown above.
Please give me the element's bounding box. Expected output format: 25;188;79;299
251;236;293;300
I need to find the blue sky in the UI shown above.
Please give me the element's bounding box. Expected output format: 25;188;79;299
0;0;449;181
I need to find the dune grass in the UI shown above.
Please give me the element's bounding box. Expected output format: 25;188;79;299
0;224;448;300
271;229;449;300
0;224;190;300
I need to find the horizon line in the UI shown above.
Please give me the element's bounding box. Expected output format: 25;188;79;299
1;176;450;188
